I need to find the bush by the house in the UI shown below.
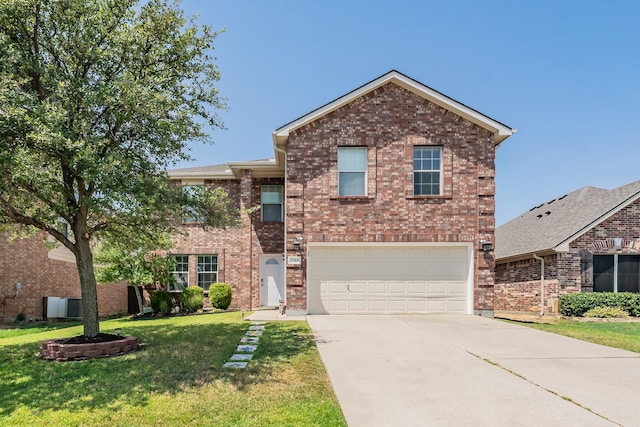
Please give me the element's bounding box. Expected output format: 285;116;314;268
583;306;629;318
180;286;204;314
150;290;173;315
560;292;640;317
209;283;232;310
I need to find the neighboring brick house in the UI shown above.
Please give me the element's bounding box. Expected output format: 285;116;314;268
495;180;640;314
0;230;128;323
169;70;515;316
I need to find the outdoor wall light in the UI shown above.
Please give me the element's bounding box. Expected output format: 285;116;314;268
613;237;623;249
480;240;493;252
293;236;303;251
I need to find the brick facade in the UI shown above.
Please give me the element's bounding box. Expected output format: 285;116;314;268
285;83;497;312
171;176;284;309
169;73;512;315
0;231;128;323
495;198;640;313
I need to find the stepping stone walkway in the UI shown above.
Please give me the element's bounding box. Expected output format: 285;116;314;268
223;322;266;369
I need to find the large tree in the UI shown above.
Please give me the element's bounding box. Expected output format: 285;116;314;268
0;0;233;337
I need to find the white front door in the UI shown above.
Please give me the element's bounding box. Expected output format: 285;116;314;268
260;255;285;306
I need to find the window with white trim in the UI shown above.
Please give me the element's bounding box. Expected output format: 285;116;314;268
261;185;283;222
197;255;218;291
338;147;367;196
169;255;189;292
594;254;640;293
183;185;204;223
413;146;442;196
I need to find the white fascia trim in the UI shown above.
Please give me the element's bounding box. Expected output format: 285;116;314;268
227;159;277;168
274;71;515;145
168;171;235;180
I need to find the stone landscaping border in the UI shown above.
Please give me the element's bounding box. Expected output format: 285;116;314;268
38;336;140;361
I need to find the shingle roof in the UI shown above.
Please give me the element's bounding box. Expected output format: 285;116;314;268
495;180;640;260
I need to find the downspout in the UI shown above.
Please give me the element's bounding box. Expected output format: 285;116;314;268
274;145;288;310
532;254;544;316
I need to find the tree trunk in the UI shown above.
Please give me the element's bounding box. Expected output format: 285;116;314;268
75;236;101;337
135;285;144;315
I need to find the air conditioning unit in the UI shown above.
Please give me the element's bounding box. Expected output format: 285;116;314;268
44;297;83;319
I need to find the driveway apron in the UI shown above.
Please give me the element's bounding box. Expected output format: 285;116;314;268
307;314;640;427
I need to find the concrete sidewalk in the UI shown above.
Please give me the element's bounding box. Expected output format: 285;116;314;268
307;314;640;427
244;309;306;321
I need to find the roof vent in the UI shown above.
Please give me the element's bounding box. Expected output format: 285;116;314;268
558;194;568;200
545;211;551;216
536;214;543;219
547;199;556;204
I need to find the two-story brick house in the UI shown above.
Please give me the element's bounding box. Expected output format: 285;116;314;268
169;70;515;316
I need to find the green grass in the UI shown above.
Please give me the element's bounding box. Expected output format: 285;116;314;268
515;319;640;353
0;313;346;426
0;321;83;339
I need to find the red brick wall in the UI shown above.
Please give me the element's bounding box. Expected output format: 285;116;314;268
495;198;640;312
285;82;497;312
171;176;284;309
0;231;128;322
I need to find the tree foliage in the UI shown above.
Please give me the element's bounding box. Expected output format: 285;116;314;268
0;0;235;336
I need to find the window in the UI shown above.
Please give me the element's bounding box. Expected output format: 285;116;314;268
593;254;640;293
169;255;189;292
197;255;218;291
413;146;442;196
261;185;283;222
338;147;367;196
182;185;204;223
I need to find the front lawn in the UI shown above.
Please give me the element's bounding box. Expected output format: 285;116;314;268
0;313;346;426
517;320;640;353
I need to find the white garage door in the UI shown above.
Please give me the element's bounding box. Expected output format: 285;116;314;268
307;244;472;314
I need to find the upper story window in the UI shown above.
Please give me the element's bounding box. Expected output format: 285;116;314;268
338;147;367;196
261;185;283;222
413;146;442;196
182;185;204;223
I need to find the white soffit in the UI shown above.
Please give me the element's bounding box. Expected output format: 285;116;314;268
273;70;515;146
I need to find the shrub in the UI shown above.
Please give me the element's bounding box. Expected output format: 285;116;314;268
150;290;173;315
180;286;204;314
560;292;640;317
209;283;232;310
14;312;26;322
583;306;629;318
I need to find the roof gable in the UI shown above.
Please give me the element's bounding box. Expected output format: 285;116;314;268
496;180;640;260
273;70;515;147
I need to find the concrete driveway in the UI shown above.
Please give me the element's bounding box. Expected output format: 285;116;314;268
307;314;640;427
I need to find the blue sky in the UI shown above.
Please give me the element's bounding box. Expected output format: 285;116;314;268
177;0;640;226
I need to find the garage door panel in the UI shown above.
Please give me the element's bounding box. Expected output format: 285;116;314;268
408;283;426;293
368;282;386;293
308;245;470;314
